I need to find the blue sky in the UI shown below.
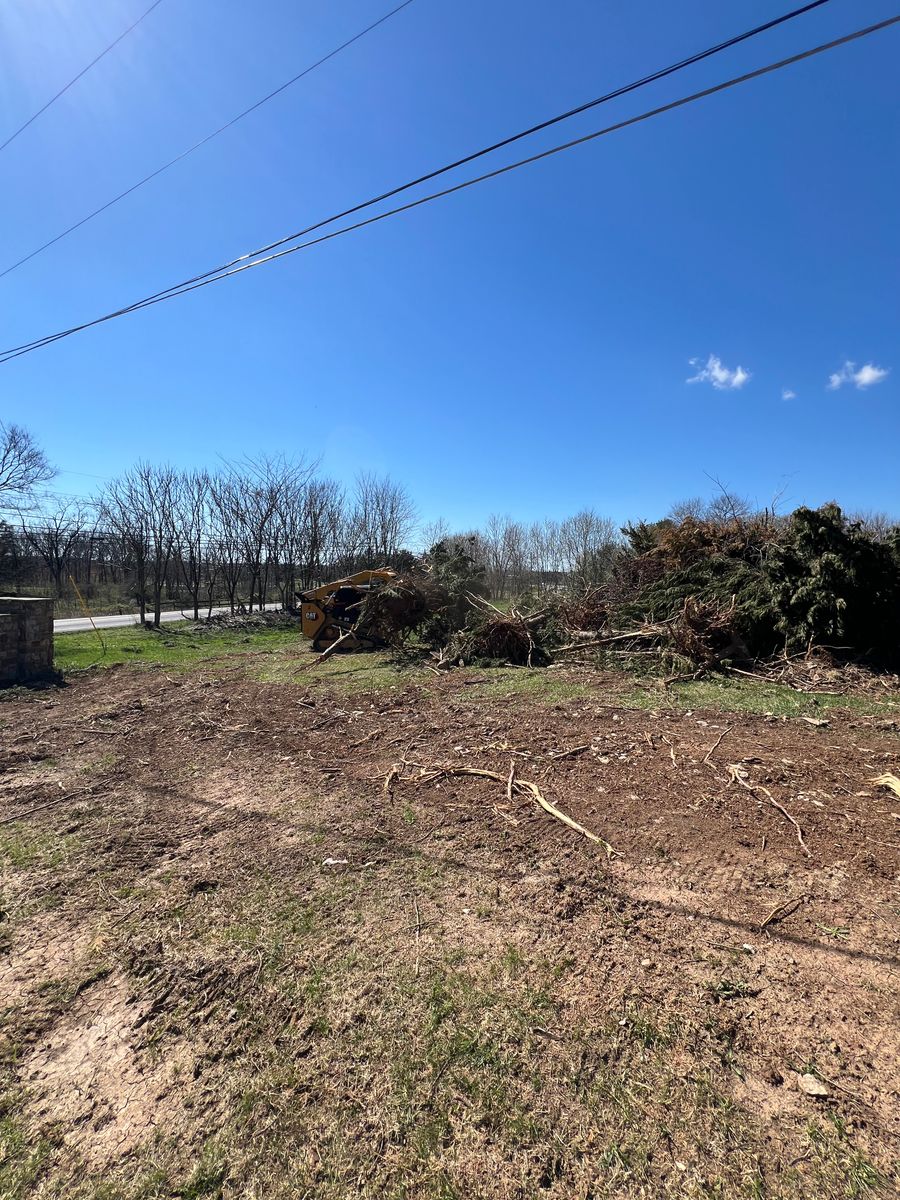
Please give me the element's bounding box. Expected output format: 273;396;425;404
1;0;897;529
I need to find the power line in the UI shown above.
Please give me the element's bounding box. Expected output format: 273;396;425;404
0;0;166;154
0;0;420;280
0;0;834;292
4;11;896;365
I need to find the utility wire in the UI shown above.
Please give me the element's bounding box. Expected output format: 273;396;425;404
0;0;166;154
1;0;833;288
4;12;896;365
0;0;419;279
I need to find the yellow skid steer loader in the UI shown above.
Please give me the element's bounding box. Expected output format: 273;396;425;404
297;569;396;652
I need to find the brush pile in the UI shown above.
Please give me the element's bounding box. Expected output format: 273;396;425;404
552;594;749;670
447;595;553;666
668;596;749;667
557;587;609;633
353;574;447;644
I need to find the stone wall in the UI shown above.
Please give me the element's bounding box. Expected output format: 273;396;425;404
0;597;54;685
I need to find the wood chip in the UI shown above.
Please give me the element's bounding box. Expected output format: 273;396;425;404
872;773;900;799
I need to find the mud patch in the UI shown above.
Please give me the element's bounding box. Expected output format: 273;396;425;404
0;912;98;1011
22;970;194;1168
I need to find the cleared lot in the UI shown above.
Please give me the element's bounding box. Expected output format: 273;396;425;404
1;630;898;1198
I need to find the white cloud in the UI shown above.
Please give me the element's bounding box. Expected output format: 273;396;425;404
687;354;751;391
782;388;796;401
827;361;889;391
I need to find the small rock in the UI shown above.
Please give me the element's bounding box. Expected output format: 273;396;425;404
798;1073;829;1098
641;958;654;969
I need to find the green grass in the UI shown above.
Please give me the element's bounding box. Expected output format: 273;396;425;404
54;623;302;672
54;623;409;694
0;825;78;871
622;675;900;719
254;649;407;693
463;667;593;704
0;1108;52;1200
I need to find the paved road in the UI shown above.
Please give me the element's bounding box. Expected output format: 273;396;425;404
54;603;283;634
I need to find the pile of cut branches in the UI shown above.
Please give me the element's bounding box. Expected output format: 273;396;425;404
668;595;749;667
554;595;747;670
353;573;447;644
739;648;900;695
447;595;553;666
557;587;609;634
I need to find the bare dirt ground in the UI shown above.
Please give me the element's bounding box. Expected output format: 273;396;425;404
1;654;899;1198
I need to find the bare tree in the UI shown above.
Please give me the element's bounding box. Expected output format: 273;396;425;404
704;474;752;523
209;473;244;613
419;517;450;554
350;472;416;565
559;510;617;591
303;478;344;588
0;422;54;504
850;510;898;542
668;497;707;522
483;515;525;599
102;464;177;626
20;500;88;597
173;470;212;619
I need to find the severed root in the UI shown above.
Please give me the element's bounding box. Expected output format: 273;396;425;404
729;764;811;857
414;764;618;858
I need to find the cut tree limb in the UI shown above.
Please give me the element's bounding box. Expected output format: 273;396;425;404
1;785;97;826
760;893;805;930
549;744;590;761
413;765;618;857
703;726;733;766
729;765;811;857
312;628;355;664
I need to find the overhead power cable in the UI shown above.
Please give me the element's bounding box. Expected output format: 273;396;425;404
0;0;839;349
3;12;896;365
0;0;419;279
2;0;831;282
0;0;166;154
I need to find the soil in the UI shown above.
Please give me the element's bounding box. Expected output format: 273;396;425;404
1;658;898;1195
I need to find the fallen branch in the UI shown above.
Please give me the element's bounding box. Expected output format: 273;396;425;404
349;729;381;749
548;744;590;761
703;726;733;766
729;765;811;857
312;628;355;664
1;785;97;827
760;893;805;930
872;772;900;800
414;765;618;857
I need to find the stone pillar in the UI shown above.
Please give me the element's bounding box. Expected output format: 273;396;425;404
0;597;54;684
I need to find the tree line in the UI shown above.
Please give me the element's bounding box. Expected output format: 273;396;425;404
1;421;896;637
0;421;632;617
